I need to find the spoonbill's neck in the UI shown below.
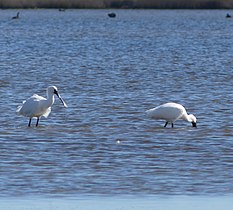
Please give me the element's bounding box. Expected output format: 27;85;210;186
46;93;55;107
182;113;192;122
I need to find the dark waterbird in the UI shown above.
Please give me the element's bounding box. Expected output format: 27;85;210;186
59;8;66;12
108;13;116;18
12;12;20;19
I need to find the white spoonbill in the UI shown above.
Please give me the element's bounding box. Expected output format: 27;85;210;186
146;102;197;128
17;86;67;127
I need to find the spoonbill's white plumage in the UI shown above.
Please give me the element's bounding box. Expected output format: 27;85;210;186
17;86;67;127
146;102;197;128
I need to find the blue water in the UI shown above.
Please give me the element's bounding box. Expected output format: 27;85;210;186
0;9;233;198
1;196;233;210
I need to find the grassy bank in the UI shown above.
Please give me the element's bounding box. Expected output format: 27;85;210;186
0;0;233;9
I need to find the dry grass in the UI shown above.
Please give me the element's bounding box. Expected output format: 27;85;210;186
0;0;233;9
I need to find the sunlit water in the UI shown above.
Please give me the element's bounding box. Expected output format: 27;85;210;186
0;9;233;199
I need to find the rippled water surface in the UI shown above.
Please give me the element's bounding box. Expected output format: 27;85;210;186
0;9;233;197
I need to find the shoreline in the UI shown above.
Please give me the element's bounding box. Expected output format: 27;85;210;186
1;0;233;10
1;7;233;10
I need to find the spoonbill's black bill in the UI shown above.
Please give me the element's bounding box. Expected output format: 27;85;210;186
54;89;68;108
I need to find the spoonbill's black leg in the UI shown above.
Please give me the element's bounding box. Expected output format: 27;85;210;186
28;118;32;127
164;122;168;127
36;117;40;127
172;123;174;128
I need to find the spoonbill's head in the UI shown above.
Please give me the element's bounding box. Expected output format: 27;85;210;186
189;114;197;127
47;86;67;108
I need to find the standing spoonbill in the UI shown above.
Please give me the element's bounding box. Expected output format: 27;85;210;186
146;102;197;128
17;86;67;127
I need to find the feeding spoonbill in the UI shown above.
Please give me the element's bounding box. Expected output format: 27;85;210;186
146;102;197;128
17;86;67;127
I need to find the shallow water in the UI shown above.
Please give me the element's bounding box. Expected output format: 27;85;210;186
0;9;233;197
1;196;233;210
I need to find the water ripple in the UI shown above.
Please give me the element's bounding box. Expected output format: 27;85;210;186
0;9;233;197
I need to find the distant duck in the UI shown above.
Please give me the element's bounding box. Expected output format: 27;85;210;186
12;12;20;19
226;13;231;18
146;102;197;128
59;8;66;12
108;13;116;18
